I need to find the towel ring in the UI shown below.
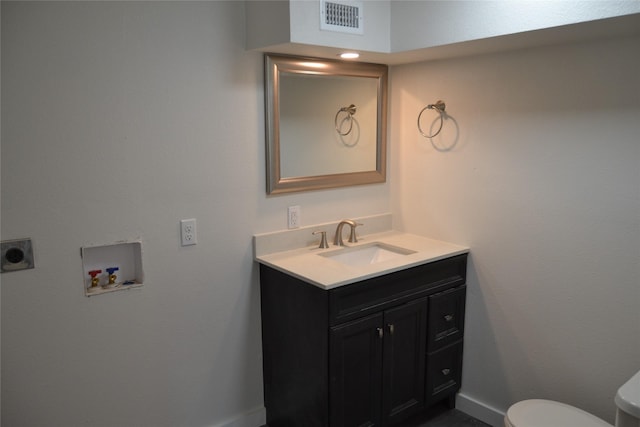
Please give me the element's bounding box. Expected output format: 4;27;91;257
335;104;357;136
417;100;446;138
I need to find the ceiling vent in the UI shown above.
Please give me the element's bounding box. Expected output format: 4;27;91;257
320;0;364;35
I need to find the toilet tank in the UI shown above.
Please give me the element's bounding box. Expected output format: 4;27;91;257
615;370;640;427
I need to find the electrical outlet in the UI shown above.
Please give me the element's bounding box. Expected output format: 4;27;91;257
287;206;301;229
180;219;197;246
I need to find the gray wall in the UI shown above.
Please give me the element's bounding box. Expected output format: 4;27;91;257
1;2;389;426
390;35;640;424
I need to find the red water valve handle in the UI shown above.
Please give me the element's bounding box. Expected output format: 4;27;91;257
88;270;102;278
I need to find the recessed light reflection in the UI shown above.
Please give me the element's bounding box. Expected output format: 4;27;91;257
339;52;360;59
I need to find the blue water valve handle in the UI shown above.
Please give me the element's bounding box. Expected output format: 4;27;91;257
106;267;120;285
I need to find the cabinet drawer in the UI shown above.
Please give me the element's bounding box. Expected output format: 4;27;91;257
427;285;466;352
425;342;463;405
329;255;467;326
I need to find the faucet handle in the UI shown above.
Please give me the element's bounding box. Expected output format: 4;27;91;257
348;223;363;243
312;230;329;249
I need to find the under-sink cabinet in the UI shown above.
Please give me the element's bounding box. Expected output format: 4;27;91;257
259;253;468;427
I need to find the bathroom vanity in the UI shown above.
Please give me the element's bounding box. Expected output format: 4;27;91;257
255;219;469;426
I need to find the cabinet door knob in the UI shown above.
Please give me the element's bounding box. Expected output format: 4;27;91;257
442;368;451;375
388;324;395;335
377;327;384;339
444;314;454;322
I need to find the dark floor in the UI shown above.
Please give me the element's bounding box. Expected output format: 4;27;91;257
419;409;490;426
261;404;492;427
401;406;492;427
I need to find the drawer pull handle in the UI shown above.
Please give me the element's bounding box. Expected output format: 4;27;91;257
444;314;454;322
442;368;451;375
377;327;384;339
388;324;395;335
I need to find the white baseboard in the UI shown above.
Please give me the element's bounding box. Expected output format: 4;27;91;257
212;406;266;427
456;393;506;427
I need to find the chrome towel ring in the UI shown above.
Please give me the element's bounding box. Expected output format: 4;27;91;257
417;100;446;138
335;104;357;136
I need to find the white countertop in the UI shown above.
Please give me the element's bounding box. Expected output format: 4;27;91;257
255;229;469;290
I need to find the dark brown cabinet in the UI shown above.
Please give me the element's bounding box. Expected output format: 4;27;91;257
330;298;427;426
260;254;467;427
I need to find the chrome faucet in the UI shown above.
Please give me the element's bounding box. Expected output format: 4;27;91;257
333;220;362;246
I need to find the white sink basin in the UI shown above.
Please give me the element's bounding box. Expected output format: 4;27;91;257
319;242;416;267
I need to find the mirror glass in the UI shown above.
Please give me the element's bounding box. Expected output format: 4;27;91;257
265;54;388;194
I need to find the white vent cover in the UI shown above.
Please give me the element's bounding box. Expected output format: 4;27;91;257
320;0;364;35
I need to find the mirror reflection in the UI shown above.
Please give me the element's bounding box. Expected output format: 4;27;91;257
265;54;388;194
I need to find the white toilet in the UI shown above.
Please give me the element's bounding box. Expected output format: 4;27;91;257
504;370;640;427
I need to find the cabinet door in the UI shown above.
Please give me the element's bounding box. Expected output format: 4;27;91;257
382;298;427;425
330;313;384;427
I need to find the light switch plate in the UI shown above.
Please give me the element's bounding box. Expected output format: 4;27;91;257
1;238;35;273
